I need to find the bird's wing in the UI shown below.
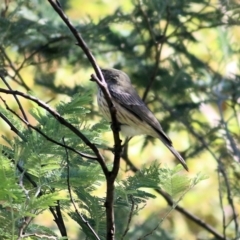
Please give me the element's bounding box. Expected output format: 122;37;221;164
109;86;172;144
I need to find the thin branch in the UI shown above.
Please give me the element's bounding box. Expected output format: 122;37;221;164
121;195;135;240
0;46;30;91
0;109;26;141
63;137;100;240
156;188;228;240
13;36;70;74
0;73;29;124
141;4;170;101
139;224;159;240
19;233;57;239
137;0;156;43
217;98;240;161
217;165;227;239
219;163;239;237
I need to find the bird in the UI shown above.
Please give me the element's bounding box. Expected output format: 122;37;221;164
97;68;188;171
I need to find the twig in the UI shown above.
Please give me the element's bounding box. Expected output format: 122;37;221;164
17;171;38;240
13;36;70;74
216;96;239;237
0;73;29;124
121;195;135;239
0;108;26;141
139;3;170;101
18;233;57;239
217;99;240;161
219;163;239;237
63;137;100;240
0;46;30;91
137;0;156;43
217;164;227;239
139;224;159;240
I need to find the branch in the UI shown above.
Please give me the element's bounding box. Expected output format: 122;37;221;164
47;2;122;239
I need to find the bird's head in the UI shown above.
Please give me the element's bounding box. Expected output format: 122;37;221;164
101;68;131;86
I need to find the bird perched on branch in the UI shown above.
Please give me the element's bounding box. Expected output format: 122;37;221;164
97;68;188;171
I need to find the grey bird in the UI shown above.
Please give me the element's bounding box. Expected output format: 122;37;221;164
97;68;188;171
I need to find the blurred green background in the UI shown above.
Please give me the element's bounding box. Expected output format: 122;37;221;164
0;0;240;239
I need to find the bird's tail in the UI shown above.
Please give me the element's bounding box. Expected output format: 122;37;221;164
156;129;188;171
160;137;188;171
165;143;188;171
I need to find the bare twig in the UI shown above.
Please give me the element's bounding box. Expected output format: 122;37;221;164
0;46;30;91
18;233;57;239
217;98;240;161
219;163;239;237
140;4;170;101
52;201;68;237
156;188;228;240
0;73;29;124
217;164;227;239
121;196;135;239
0;66;28;125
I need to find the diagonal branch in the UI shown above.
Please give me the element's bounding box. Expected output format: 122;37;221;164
0;96;99;160
0;88;108;175
0;46;30;91
0;74;29;124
